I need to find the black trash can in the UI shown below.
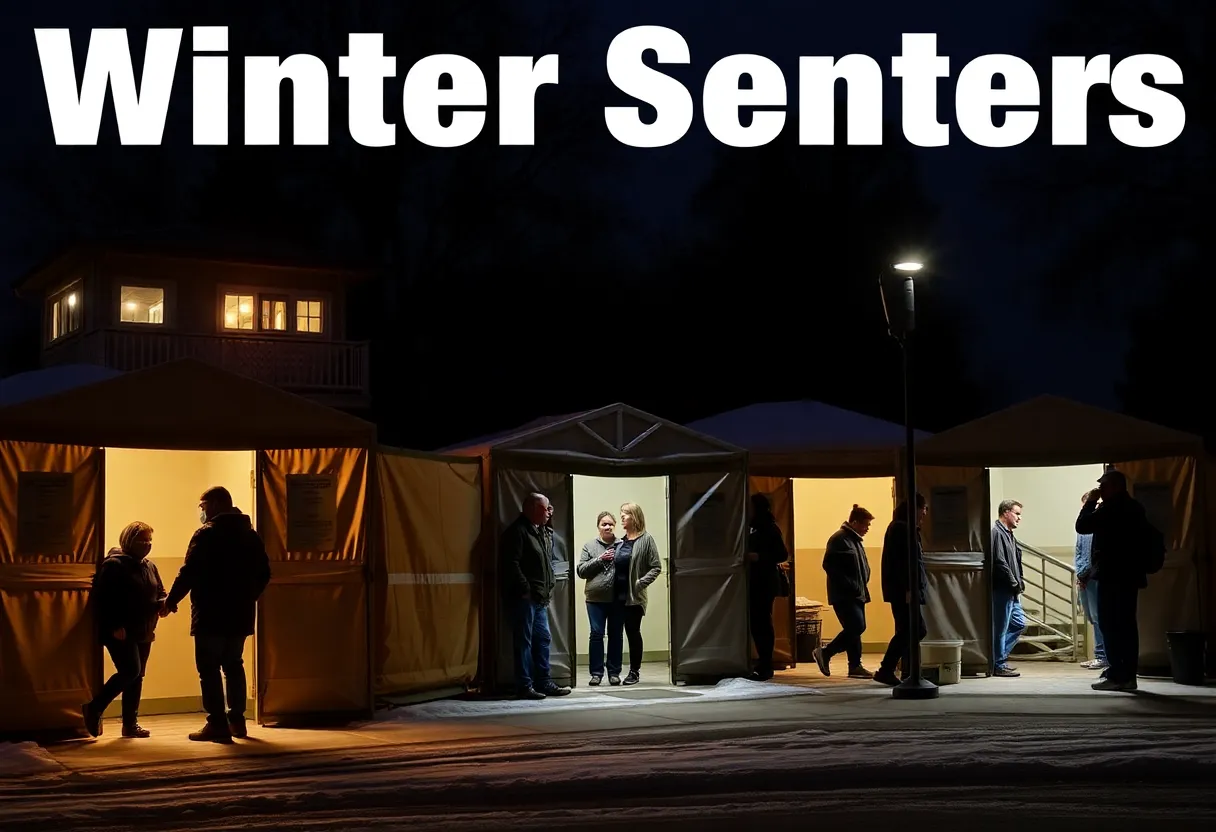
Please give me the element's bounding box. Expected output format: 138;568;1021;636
794;614;822;662
1166;630;1207;686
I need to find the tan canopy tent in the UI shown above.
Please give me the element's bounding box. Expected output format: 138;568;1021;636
0;359;482;735
913;394;1212;674
444;403;750;690
688;401;932;666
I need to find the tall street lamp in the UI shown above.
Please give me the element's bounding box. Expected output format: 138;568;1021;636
880;259;939;701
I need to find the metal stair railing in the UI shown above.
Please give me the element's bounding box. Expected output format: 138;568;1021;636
1015;541;1083;662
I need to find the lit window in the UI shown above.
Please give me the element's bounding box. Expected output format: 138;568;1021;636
223;294;255;330
261;298;288;331
296;299;323;334
49;283;82;342
120;286;165;324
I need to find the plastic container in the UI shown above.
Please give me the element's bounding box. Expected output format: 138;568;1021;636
920;639;964;686
1166;630;1208;686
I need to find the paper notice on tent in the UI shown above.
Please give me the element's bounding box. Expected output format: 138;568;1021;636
16;471;74;556
286;473;337;552
929;486;969;550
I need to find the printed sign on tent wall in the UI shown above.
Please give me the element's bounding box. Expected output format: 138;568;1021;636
16;471;74;556
285;473;337;553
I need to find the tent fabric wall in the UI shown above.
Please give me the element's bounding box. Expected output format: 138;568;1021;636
373;448;481;697
749;476;795;667
257;447;369;720
0;441;102;733
923;552;990;673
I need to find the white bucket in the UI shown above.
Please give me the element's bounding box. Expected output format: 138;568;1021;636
920;639;964;686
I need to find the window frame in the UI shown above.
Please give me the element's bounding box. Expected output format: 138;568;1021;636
46;280;83;344
294;297;326;336
117;284;168;326
215;285;332;339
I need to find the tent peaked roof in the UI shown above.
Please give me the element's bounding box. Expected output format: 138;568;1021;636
0;358;376;450
688;400;929;453
447;403;745;464
917;394;1203;467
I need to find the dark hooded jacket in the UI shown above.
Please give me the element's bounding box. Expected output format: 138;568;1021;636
880;506;929;605
93;547;167;643
166;508;272;637
748;509;789;597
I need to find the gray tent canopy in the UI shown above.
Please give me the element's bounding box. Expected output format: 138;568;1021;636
446;403;752;689
688;400;931;478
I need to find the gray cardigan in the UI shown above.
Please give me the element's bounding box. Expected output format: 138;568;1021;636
576;532;662;611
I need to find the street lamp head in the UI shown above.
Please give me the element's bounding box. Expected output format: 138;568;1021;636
893;261;924;273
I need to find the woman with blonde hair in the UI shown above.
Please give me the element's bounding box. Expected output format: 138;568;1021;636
82;521;167;738
611;502;662;685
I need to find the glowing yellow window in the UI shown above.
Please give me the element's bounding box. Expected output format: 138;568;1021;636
296;300;323;334
223;294;254;330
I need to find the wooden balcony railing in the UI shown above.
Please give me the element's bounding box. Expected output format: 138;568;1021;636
44;328;369;395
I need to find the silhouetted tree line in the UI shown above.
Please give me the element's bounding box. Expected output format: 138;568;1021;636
992;0;1213;445
1;0;989;448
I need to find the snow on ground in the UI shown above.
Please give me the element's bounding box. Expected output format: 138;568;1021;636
0;741;67;778
3;722;1214;830
390;677;821;720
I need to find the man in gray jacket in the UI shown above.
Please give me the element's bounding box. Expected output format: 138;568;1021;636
813;505;875;679
991;499;1027;678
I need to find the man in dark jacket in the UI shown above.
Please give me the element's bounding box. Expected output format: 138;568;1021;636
875;493;929;686
165;486;271;742
991;499;1028;678
1075;469;1149;691
747;493;790;681
500;492;569;700
814;504;875;679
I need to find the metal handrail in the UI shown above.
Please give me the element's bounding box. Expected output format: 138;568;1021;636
1015;540;1081;662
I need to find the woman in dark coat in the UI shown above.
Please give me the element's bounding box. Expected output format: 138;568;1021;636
747;493;789;681
82;521;167;738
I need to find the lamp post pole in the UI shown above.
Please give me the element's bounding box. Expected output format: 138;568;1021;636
886;265;938;700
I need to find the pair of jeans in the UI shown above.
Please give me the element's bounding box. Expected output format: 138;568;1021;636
823;600;867;668
92;637;152;726
992;591;1027;668
587;600;646;676
1097;580;1140;683
1080;580;1107;662
512;599;552;691
195;634;248;728
749;589;777;672
881;599;926;676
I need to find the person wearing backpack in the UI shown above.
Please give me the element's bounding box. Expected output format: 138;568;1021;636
1075;469;1151;692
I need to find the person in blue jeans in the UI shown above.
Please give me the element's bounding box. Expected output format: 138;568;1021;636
1074;492;1108;671
500;492;571;700
991;499;1027;678
577;511;622;685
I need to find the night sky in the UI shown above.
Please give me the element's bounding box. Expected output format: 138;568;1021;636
0;0;1202;447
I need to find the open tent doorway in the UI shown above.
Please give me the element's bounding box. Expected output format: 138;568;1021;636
100;448;257;718
572;475;671;683
792;477;897;660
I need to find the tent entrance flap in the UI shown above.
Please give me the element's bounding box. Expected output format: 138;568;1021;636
0;440;103;734
669;470;749;683
914;465;992;674
256;448;370;722
374;448;482;697
749;476;795;668
494;468;575;689
1117;456;1204;670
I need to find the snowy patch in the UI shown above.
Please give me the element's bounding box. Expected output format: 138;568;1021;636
391;677;822;721
0;741;66;777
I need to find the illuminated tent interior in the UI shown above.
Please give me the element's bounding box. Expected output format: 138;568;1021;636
916;395;1213;674
0;359;483;735
688;402;931;664
443;404;747;690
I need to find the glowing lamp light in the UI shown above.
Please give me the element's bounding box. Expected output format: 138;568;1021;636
125;302;137;310
239;304;250;314
67;293;77;307
893;262;924;273
224;313;236;326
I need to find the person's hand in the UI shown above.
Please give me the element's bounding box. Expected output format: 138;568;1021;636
1086;488;1102;504
112;627;126;640
600;550;614;563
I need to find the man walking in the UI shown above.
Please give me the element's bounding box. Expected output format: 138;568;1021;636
501;492;571;700
1075;492;1108;672
165;486;271;742
991;499;1027;678
814;504;875;679
874;494;929;687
